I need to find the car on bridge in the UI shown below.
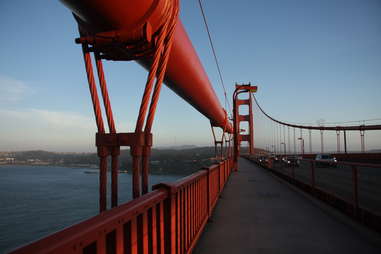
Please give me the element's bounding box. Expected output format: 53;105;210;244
256;156;273;169
315;154;338;167
282;156;300;167
273;155;281;163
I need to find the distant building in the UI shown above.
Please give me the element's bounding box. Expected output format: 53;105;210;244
0;157;15;164
150;160;160;165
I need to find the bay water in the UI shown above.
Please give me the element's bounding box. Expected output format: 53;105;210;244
0;165;181;253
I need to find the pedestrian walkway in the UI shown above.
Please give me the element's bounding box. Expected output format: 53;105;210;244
194;158;380;253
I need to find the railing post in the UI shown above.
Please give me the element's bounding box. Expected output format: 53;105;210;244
218;163;221;194
220;162;224;191
228;159;230;176
111;147;120;208
115;224;125;254
153;183;178;254
310;161;315;191
98;147;109;213
224;159;229;182
223;160;226;185
228;157;233;177
292;163;295;179
352;165;359;217
203;167;211;217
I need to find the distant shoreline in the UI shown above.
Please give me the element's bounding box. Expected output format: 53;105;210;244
0;163;97;169
0;163;191;176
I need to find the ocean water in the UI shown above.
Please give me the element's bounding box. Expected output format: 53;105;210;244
0;165;181;253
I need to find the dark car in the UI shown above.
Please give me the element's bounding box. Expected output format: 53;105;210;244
315;154;337;167
257;156;266;165
273;156;281;163
255;156;272;168
282;156;300;167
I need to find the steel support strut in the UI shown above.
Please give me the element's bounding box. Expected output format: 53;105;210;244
78;0;180;208
212;134;223;160
210;121;229;161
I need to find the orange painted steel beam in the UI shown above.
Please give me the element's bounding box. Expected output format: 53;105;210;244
60;0;233;133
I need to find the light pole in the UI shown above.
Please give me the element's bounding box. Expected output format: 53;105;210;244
298;137;305;155
280;142;286;155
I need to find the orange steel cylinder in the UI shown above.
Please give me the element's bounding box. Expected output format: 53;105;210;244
59;0;233;133
60;0;168;34
144;20;232;133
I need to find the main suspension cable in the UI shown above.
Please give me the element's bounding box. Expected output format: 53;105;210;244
252;95;381;131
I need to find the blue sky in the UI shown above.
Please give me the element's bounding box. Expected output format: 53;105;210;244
0;0;380;152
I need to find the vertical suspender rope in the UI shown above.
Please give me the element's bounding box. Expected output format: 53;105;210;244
94;52;120;208
95;52;116;134
81;44;108;213
133;0;179;197
142;0;179;195
82;45;105;134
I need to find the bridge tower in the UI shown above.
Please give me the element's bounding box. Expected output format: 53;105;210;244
233;83;257;170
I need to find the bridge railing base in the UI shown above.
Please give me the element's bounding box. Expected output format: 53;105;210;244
9;157;234;254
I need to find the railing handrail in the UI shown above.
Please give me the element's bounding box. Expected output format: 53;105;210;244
159;170;208;191
10;189;168;253
300;158;381;168
152;160;226;191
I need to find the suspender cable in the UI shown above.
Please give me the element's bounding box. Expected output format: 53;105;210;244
197;0;231;115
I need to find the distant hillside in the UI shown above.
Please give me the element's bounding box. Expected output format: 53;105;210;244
369;149;381;153
0;147;219;175
0;146;270;175
157;145;198;150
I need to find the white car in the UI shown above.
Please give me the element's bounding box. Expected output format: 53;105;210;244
315;154;337;167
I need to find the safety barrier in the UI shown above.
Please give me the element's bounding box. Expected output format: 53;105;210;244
10;158;233;254
289;153;381;164
244;156;381;233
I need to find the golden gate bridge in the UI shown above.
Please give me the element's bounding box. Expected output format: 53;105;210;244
8;0;381;253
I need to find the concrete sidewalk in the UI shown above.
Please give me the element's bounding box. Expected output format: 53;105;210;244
194;158;380;254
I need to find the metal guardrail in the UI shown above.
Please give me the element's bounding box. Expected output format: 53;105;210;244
9;158;234;254
245;155;381;233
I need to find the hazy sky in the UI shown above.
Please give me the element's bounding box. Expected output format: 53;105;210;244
0;0;380;152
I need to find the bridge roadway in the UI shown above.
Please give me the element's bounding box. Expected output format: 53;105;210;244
194;158;381;253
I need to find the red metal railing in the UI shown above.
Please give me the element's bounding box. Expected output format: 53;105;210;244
10;158;233;254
